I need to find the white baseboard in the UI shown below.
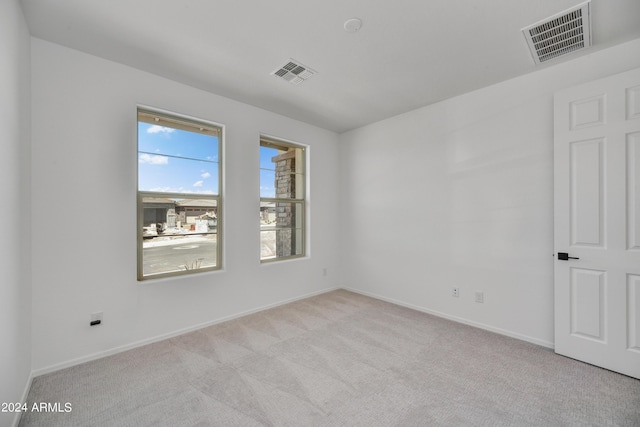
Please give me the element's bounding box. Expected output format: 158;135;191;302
32;287;339;377
31;285;553;379
11;370;34;427
343;287;555;349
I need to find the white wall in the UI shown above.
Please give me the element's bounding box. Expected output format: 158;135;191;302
0;1;31;426
339;38;640;347
30;39;340;373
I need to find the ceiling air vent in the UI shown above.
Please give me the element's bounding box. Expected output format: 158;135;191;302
522;1;591;64
271;59;317;85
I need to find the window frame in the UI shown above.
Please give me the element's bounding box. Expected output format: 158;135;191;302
137;108;223;281
259;136;307;263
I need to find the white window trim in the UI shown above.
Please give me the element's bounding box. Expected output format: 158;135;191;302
137;107;224;280
259;134;308;263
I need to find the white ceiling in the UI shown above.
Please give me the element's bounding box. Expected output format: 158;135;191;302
19;0;640;133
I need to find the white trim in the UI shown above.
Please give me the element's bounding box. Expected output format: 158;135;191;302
259;133;309;262
343;287;555;349
31;284;554;377
11;371;34;427
32;287;339;377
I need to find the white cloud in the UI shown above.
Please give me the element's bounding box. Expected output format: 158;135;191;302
148;186;184;193
193;180;204;187
201;172;211;179
147;125;175;134
138;153;168;165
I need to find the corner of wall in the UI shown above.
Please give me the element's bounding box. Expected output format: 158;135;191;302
0;1;33;427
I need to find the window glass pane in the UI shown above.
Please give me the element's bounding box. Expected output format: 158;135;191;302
260;201;303;260
138;119;219;195
141;196;218;277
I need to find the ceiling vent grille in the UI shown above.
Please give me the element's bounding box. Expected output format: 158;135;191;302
522;1;591;64
271;59;317;85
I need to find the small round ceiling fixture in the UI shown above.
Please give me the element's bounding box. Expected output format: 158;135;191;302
344;18;362;33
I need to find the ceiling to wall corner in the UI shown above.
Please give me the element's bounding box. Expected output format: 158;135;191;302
19;0;640;133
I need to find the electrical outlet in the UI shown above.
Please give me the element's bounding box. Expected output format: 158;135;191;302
475;291;484;303
452;287;460;297
323;268;328;277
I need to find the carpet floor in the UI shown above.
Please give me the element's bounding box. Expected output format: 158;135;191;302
20;290;640;426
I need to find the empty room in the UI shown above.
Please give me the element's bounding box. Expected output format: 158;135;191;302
2;0;640;426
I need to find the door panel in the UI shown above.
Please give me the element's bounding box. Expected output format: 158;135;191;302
554;67;640;379
628;133;640;250
627;86;640;119
570;95;605;130
628;274;640;352
570;268;606;341
570;138;604;247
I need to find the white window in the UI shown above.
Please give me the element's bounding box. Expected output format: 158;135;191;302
260;137;306;261
137;109;222;280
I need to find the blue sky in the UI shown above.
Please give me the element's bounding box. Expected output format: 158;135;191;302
138;123;219;194
260;146;278;198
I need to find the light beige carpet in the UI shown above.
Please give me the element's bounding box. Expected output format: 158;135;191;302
20;290;640;426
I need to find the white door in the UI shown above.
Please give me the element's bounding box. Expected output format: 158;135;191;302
554;67;640;379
